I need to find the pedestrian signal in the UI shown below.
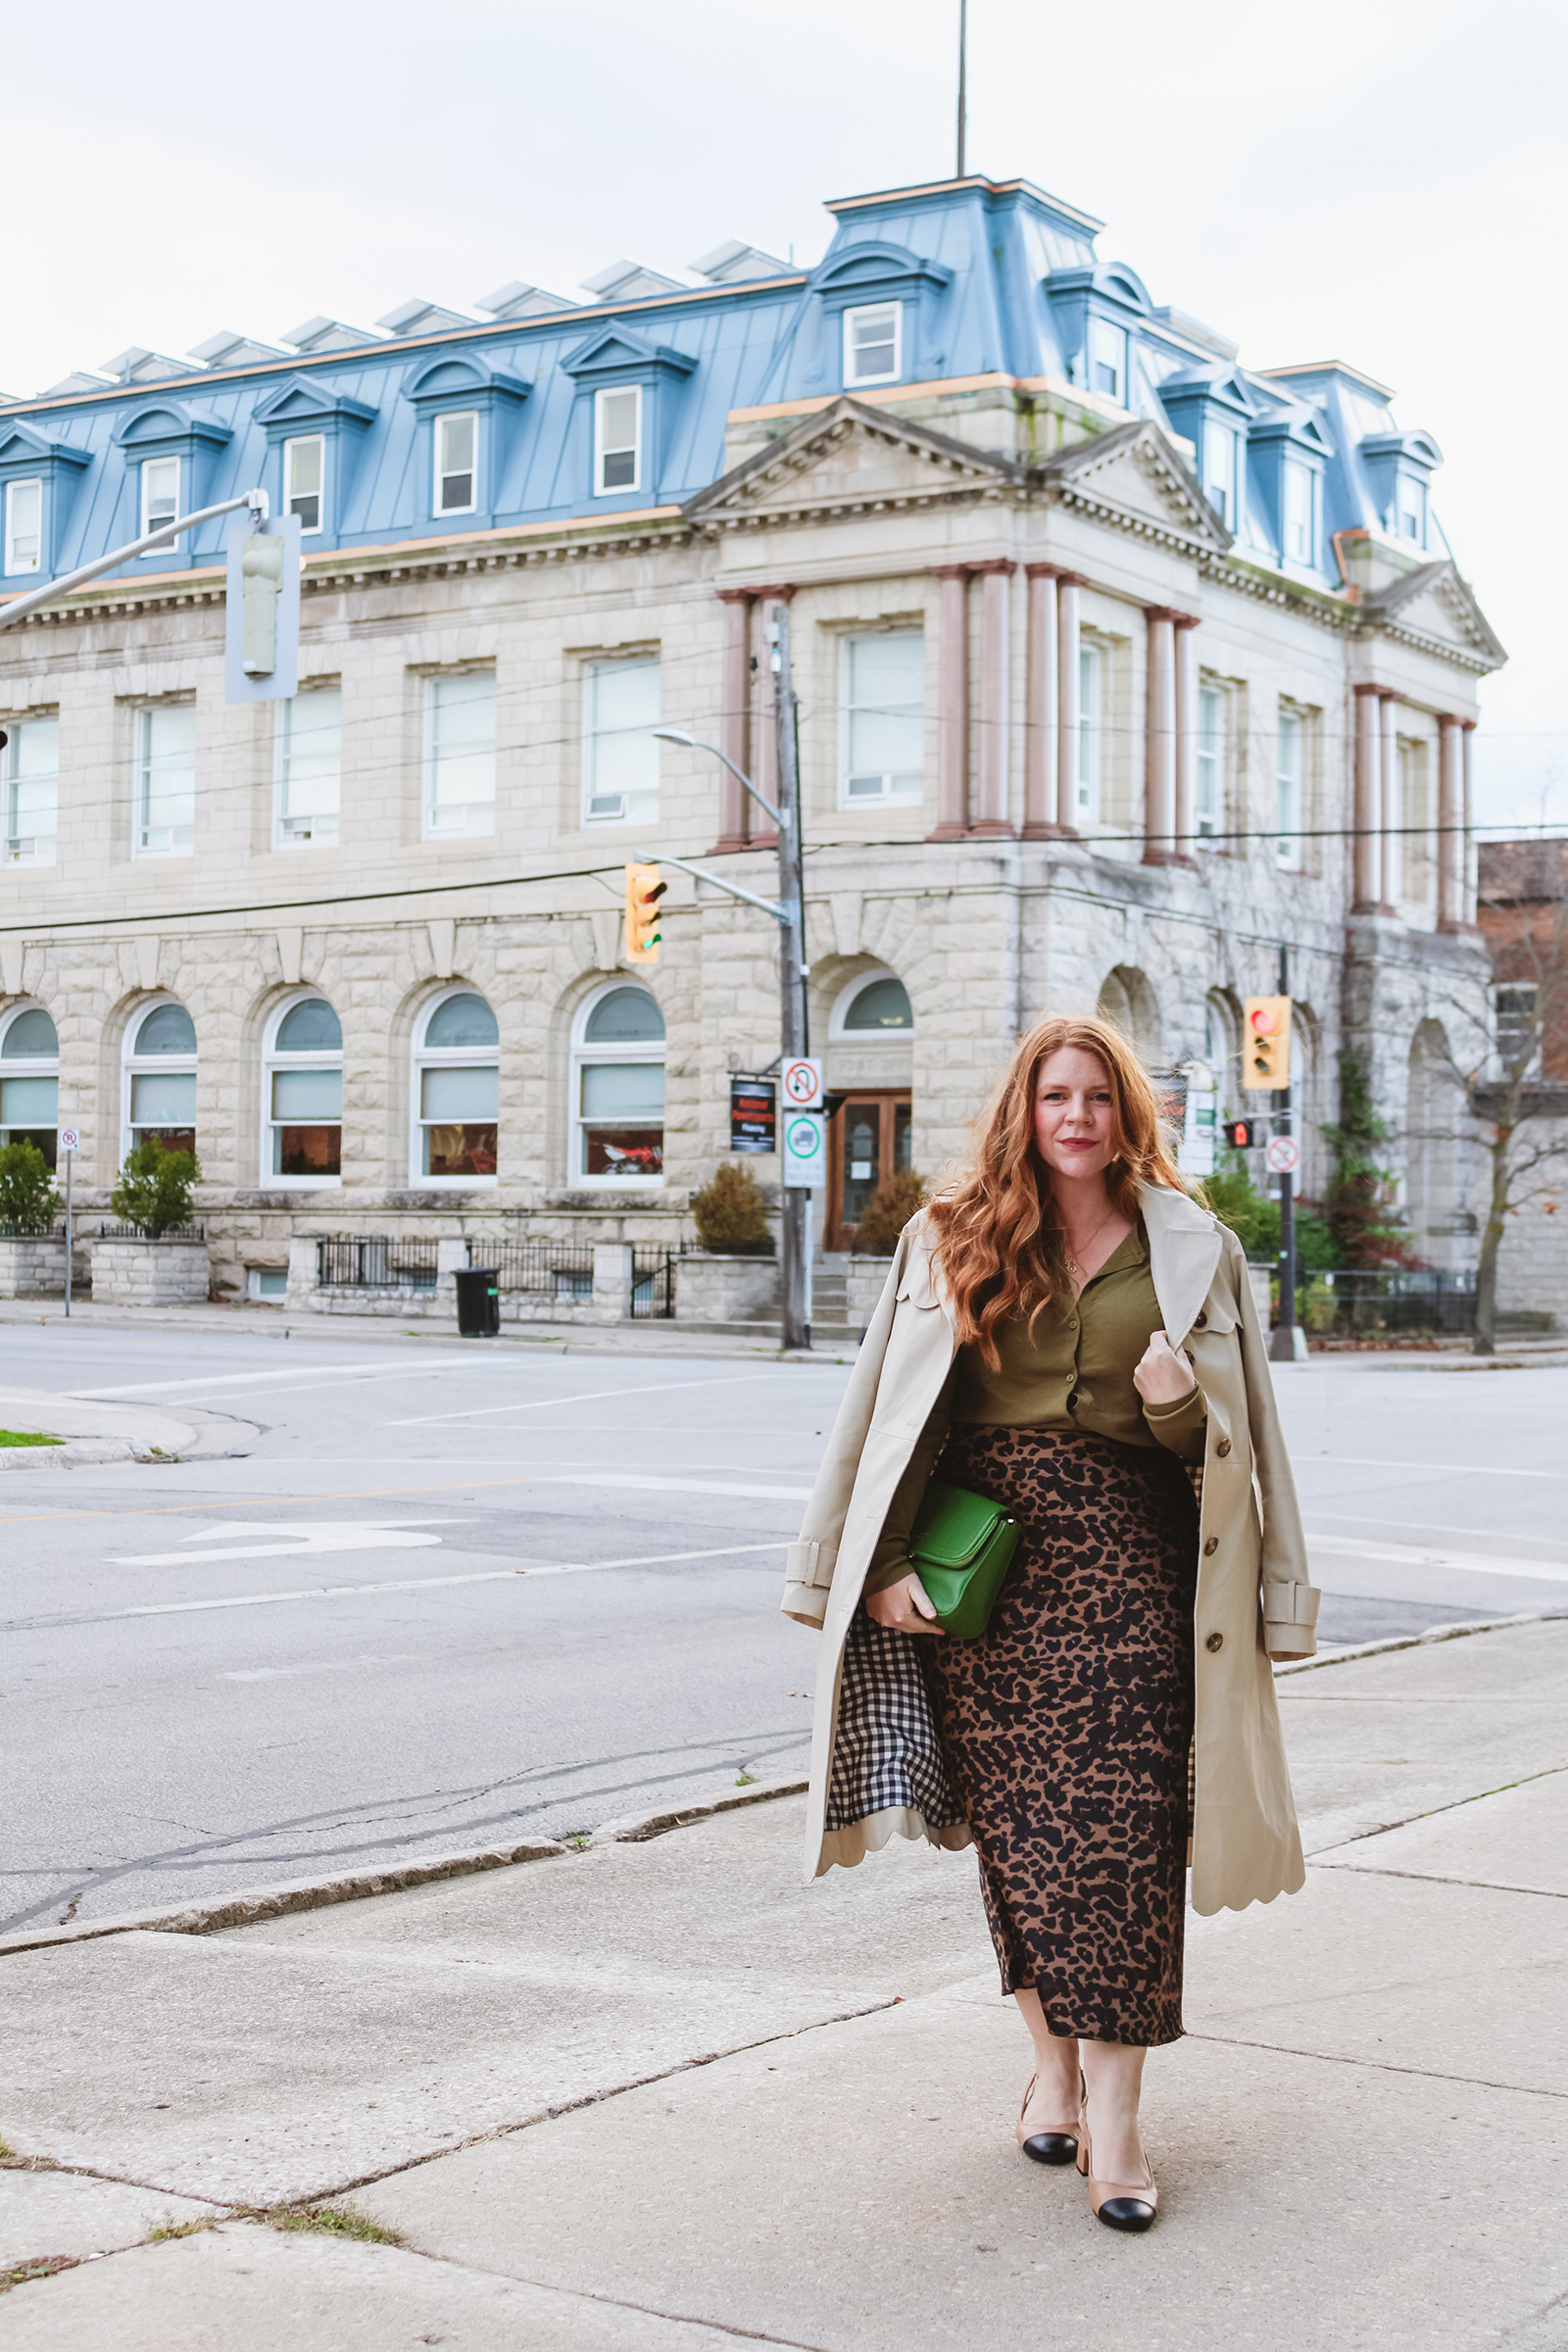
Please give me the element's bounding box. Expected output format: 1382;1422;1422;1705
1242;996;1292;1090
1226;1118;1260;1149
624;862;666;964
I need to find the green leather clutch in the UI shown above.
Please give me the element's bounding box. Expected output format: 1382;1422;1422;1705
907;1481;1021;1640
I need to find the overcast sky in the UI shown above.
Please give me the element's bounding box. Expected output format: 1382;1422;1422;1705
6;0;1560;827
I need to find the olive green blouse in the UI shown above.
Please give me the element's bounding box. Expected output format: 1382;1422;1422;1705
864;1221;1205;1596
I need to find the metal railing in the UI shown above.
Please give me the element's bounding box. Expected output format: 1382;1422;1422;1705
477;1240;595;1300
95;1220;206;1243
631;1248;676;1320
312;1234;678;1319
316;1236;438;1290
1288;1267;1478;1338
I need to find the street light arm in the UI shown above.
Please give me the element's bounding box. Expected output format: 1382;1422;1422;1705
657;852;793;927
652;732;783;830
0;487;270;633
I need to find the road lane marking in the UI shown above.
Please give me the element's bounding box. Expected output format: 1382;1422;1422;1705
387;1373;783;1426
1298;1455;1568;1483
1306;1507;1568;1559
110;1519;465;1567
14;1541;790;1627
1306;1532;1568;1583
66;1362;467;1398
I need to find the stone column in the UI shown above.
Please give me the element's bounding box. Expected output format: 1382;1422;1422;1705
1056;573;1085;832
591;1241;634;1322
1021;564;1060;838
1143;607;1177;865
1352;685;1383;910
1461;719;1477;923
751;585;793;850
969;559;1014;837
1173;614;1199;864
1379;691;1399;909
1437;714;1464;931
927;564;970;840
710;588;753;854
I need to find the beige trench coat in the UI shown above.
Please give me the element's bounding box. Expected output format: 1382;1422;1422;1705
781;1183;1321;1916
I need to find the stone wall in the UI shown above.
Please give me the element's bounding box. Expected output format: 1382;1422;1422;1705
0;1236;67;1298
89;1238;211;1305
1492;1122;1568;1330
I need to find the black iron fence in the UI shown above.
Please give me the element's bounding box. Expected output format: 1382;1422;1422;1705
1280;1266;1478;1338
316;1236;439;1290
478;1240;595;1301
631;1248;676;1320
312;1234;677;1319
95;1220;206;1243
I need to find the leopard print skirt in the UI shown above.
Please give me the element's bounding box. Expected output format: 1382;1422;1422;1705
921;1423;1199;2046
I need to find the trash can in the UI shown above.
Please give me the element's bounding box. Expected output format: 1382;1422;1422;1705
454;1266;500;1337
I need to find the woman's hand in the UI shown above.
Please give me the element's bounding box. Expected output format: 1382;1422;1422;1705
1134;1329;1198;1407
865;1572;945;1637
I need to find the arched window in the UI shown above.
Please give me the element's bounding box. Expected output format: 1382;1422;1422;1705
123;1001;197;1156
412;990;498;1182
263;997;343;1183
830;971;914;1037
0;1004;60;1165
571;984;664;1183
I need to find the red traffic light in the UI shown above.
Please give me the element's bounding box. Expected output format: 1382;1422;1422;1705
1248;1004;1278;1036
1226;1118;1259;1149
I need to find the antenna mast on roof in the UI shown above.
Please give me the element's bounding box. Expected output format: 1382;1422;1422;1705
956;0;968;178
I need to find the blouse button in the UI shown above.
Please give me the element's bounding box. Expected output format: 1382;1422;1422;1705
1205;1631;1224;1652
1216;1438;1232;1458
1202;1535;1219;1556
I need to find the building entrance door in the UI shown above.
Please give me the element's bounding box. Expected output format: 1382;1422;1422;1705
827;1090;912;1251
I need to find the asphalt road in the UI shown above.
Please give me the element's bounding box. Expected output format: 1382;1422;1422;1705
3;1324;1566;1936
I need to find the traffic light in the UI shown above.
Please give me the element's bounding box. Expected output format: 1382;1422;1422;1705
222;512;300;703
1225;1118;1260;1149
1242;995;1292;1089
624;862;666;964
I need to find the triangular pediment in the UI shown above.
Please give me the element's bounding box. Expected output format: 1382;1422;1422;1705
1042;419;1232;552
0;422;88;470
563;325;694;380
1364;560;1506;670
687;398;1008;526
254;375;376;430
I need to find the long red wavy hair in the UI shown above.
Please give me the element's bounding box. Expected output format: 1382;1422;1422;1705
925;1014;1185;1368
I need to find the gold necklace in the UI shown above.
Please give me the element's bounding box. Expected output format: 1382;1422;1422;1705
1061;1204;1118;1280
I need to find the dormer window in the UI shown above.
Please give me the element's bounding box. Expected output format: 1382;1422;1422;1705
283;435;323;533
594;387;641;493
140;456;180;551
1089;318;1127;403
435;413;477;514
1203;422;1238;525
5;479;40;574
844;303;902;387
1283;459;1316;562
1397;476;1426;545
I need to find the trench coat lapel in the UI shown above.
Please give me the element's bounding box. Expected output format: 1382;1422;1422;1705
1138;1180;1222;1345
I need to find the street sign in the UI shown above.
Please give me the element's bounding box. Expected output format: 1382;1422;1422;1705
782;1057;822;1110
223;512;301;703
782;1109;826;1189
57;1127;79;1153
1264;1135;1300;1176
729;1078;776;1154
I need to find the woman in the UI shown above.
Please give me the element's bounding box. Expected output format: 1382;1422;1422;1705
781;1015;1319;2232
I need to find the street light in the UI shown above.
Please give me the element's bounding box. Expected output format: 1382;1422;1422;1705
651;729;784;832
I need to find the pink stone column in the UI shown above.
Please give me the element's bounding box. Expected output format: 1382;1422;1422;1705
1437;714;1463;931
928;564;970;840
1173;614;1199;864
1143;607;1177;865
1022;564;1060;838
1352;685;1383;910
751;584;793;851
1461;719;1477;922
710;588;753;854
1379;691;1399;908
969;559;1014;837
1056;573;1085;832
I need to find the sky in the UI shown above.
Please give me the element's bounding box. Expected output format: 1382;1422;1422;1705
5;0;1561;828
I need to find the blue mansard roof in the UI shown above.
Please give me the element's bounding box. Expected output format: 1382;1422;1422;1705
0;172;1455;592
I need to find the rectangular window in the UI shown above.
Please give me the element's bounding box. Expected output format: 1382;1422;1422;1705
284;435;324;533
843;303;902;386
1283;459;1315;562
3;716;59;865
420;1062;499;1177
129;1070;196;1150
435;413;477;514
578;1059;664;1178
274;683;341;848
1397;475;1426;545
1203;422;1237;525
1076;643;1102;822
423;670;495;838
1276;709;1303;869
1398;739;1430;902
5;478;41;574
270;1067;342;1176
840;630;924;807
593;388;641;495
135;703;196;856
1089;318;1127;403
1494;985;1539;1075
1196;684;1224;840
140;456;180;551
582;655;660;825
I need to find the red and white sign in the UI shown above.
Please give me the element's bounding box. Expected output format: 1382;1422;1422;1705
1264;1135;1300;1176
781;1057;822;1109
57;1128;80;1153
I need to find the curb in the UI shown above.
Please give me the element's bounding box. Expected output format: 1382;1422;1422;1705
0;1774;809;1959
1274;1606;1567;1677
0;1438;138;1471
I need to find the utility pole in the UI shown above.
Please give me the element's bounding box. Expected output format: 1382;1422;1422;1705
956;0;968;178
1269;943;1302;1363
773;606;810;1351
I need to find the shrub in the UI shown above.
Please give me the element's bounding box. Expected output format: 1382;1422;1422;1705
693;1161;774;1254
1200;1155;1339;1271
109;1140;203;1238
855;1168;928;1254
0;1141;61;1235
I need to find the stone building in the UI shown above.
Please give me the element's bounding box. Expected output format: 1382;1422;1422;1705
0;171;1505;1310
1474;840;1568;1332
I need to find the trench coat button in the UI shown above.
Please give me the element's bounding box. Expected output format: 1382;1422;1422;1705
1202;1535;1219;1555
1215;1438;1232;1458
1205;1630;1224;1652
1195;1311;1207;1329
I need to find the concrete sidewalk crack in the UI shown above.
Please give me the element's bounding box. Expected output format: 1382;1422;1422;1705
1314;1861;1567;1898
1186;2032;1567;2098
1302;1761;1567;1856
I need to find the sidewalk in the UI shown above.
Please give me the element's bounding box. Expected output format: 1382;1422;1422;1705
3;1620;1565;2350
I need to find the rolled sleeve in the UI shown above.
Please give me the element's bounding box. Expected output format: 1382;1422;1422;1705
1143;1379;1207;1461
1264;1579;1322;1659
